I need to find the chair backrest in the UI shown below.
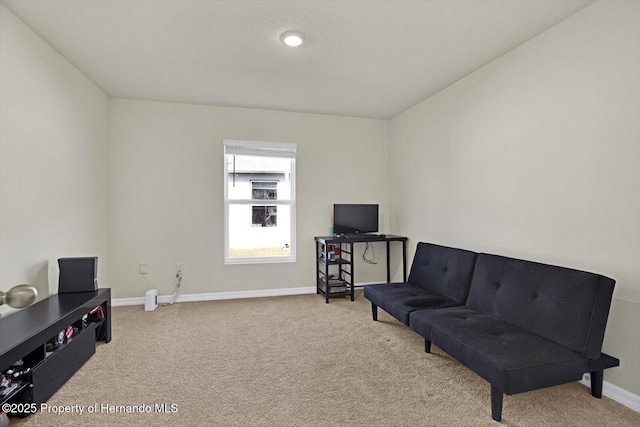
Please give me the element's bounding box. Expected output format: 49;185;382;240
466;253;615;359
408;242;478;305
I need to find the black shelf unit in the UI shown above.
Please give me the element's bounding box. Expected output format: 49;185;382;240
0;289;111;416
315;240;354;303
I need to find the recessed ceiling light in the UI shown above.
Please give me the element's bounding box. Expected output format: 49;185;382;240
280;30;304;47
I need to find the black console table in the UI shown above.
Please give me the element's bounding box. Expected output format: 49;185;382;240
0;289;111;413
315;235;407;303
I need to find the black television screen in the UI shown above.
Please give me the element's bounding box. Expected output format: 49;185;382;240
333;204;379;234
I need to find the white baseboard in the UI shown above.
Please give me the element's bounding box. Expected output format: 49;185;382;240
112;286;316;307
581;375;640;412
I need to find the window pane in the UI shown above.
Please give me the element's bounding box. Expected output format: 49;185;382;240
227;155;291;200
252;206;277;227
251;181;277;200
228;204;291;259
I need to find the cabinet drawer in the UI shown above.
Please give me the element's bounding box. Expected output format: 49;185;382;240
30;323;96;405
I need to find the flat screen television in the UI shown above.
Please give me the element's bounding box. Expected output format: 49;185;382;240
333;204;379;234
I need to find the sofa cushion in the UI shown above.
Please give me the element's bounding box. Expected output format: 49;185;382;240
407;242;478;305
410;307;586;394
364;283;459;325
466;254;615;359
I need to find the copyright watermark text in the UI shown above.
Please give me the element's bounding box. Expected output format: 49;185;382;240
2;402;178;415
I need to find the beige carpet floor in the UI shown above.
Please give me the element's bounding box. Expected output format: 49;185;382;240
9;290;640;426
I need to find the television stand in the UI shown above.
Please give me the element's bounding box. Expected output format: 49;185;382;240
0;289;111;415
314;235;407;303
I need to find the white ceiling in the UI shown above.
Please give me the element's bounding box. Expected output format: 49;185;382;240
1;0;596;119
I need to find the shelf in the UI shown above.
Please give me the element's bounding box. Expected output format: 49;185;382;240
318;278;347;286
43;330;82;361
317;257;348;266
317;283;350;296
316;239;355;303
0;381;28;406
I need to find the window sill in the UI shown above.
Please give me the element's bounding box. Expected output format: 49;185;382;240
224;256;296;265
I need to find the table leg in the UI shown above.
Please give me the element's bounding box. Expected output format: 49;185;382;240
402;240;407;281
386;241;391;282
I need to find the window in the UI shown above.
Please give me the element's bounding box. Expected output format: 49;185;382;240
223;140;296;263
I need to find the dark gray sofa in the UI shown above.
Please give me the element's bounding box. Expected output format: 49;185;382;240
364;243;619;422
363;242;478;325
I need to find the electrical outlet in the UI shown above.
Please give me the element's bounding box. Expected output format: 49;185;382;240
139;262;149;275
175;263;184;276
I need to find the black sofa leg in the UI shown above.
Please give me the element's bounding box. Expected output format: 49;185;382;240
590;371;603;398
371;303;378;321
491;385;503;422
425;340;432;353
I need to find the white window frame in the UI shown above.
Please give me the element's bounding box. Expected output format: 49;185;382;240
223;139;297;264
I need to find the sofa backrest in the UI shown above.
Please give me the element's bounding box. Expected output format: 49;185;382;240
466;253;615;359
408;242;478;305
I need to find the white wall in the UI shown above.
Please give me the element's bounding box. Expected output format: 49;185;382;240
0;5;109;315
389;0;640;395
108;99;390;298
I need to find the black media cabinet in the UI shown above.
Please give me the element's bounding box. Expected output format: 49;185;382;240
0;289;111;414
